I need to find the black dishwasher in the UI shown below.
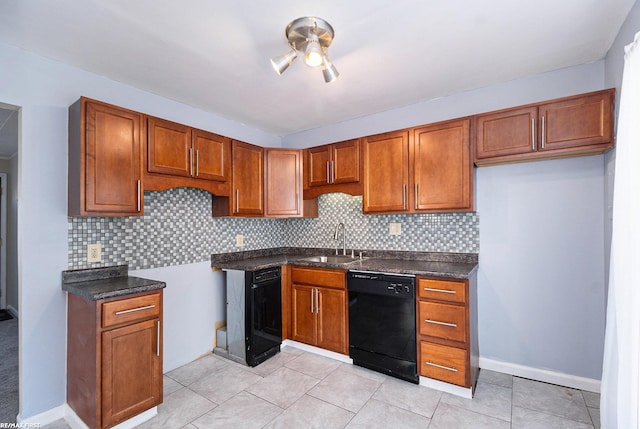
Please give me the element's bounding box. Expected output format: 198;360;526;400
246;267;282;366
348;271;418;383
216;267;282;367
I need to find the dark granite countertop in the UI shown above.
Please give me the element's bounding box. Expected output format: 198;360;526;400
211;247;478;280
62;265;166;300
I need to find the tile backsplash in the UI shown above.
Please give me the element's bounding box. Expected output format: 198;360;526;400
68;188;479;270
283;193;479;254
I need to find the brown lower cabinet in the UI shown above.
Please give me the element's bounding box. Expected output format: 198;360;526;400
289;266;348;354
417;276;478;392
67;291;163;429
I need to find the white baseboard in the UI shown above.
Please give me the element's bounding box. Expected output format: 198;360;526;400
282;340;352;363
6;304;18;319
18;404;157;429
17;404;65;426
64;404;157;429
479;357;601;393
112;407;157;429
64;405;89;429
419;376;473;398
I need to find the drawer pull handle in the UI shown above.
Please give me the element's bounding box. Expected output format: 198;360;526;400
115;304;155;315
425;319;457;328
426;361;458;372
423;287;456;294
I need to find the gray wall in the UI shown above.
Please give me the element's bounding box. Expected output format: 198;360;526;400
476;156;605;379
284;60;608;381
603;0;640;297
0;41;279;420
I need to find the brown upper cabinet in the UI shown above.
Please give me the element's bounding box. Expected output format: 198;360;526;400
363;119;473;214
303;139;362;199
213;144;318;218
232;140;264;216
68;97;144;216
475;89;614;165
265;149;318;218
413;120;472;211
213;140;264;217
363;130;410;213
145;116;231;195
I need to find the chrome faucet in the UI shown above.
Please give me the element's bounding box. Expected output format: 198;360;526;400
333;222;346;255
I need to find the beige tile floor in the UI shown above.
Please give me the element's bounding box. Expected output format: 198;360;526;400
44;346;601;429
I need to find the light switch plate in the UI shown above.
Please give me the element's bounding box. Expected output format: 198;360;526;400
389;222;401;236
87;243;102;263
235;234;245;247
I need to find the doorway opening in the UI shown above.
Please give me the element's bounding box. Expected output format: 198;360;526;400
0;102;20;423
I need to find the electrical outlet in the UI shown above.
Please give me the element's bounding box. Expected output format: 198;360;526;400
87;243;102;263
389;222;402;236
235;234;245;247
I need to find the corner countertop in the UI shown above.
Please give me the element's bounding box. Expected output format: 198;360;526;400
211;247;478;280
62;265;166;300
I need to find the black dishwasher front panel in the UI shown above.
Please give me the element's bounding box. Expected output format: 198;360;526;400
245;267;282;367
348;271;418;383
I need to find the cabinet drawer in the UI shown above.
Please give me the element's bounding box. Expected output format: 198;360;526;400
291;266;346;289
419;301;466;343
418;278;466;304
420;341;468;387
102;292;161;328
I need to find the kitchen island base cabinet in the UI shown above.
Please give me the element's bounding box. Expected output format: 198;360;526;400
290;267;348;355
67;291;163;429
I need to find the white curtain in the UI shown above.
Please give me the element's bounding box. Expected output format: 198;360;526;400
601;30;640;429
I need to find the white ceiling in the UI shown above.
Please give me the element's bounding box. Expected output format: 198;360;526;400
0;0;636;154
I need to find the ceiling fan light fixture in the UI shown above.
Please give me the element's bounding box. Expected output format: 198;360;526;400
270;49;298;75
272;16;338;82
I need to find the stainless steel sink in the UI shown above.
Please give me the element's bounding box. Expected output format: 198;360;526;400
297;255;367;264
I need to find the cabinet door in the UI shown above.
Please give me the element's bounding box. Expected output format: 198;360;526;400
316;287;348;354
192;129;230;182
265;149;302;217
332;139;361;184
101;318;162;428
232;141;264;216
539;91;613;151
291;285;316;346
413;120;472;211
82;100;143;216
475;106;537;159
306;145;332;187
147;117;192;177
363;130;410;213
